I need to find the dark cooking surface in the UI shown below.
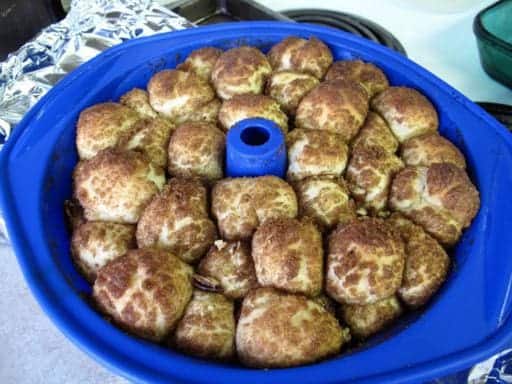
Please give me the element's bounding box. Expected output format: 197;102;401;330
282;9;407;56
0;0;65;61
170;0;290;24
477;102;512;131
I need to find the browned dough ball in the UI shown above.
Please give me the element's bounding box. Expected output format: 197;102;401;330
136;178;217;263
76;102;140;159
211;176;298;241
211;178;257;241
147;69;219;124
389;163;480;246
267;36;333;79
325;60;389;98
401;133;466;169
177;47;222;82
71;221;135;282
167;122;225;182
389;214;450;307
236;287;349;368
117;117;175;168
326;217;405;305
173;290;235;360
294;176;356;231
73;149;165;224
340;295;403;339
346;145;404;213
286;129;349;182
371;87;438;142
193;98;222;123
93;248;193;341
295;79;369;141
218;94;288;133
265;71;319;115
313;294;338;316
120;88;158;118
351;111;399;154
197;240;258;300
252;218;323;297
211;46;272;100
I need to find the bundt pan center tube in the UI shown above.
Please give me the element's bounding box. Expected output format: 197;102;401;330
1;22;512;384
226;118;286;178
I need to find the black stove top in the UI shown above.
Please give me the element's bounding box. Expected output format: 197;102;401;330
282;8;407;56
0;0;65;61
477;102;512;131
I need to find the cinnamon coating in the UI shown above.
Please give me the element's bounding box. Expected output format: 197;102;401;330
326;217;405;305
252;218;323;296
211;176;298;240
211;46;272;100
76;102;140;159
236;287;349;368
268;37;333;79
73;149;165;224
371;87;438;142
167;122;225;182
136;178;217;263
325;60;389;98
93;248;193;341
296;79;369;141
389;163;479;246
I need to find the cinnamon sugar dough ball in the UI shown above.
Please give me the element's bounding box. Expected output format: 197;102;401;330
371;87;438;142
167;122;225;182
147;69;219;124
252;218;323;297
76;102;140;160
93;248;193;341
136;178;217;263
313;294;338;316
351;112;399;154
236;287;349;368
389;163;480;246
265;71;319;115
177;47;222;81
389;214;450;307
326;217;405;305
267;37;333;79
73;149;165;224
173;290;235;360
211;176;298;241
251;176;298;225
117;117;175;168
189;98;221;124
286;129;349;182
71;221;135;282
120;88;158;118
295;79;369;141
294;176;356;231
218;94;288;133
211;46;272;100
212;178;256;241
197;240;258;300
325;60;389;98
346;144;404;213
401;132;466;169
340;295;403;339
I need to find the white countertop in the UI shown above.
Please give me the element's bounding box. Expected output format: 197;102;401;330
1;1;510;383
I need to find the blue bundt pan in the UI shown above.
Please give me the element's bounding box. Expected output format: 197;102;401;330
1;22;512;384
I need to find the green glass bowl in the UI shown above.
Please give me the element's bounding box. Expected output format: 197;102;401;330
474;0;512;88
